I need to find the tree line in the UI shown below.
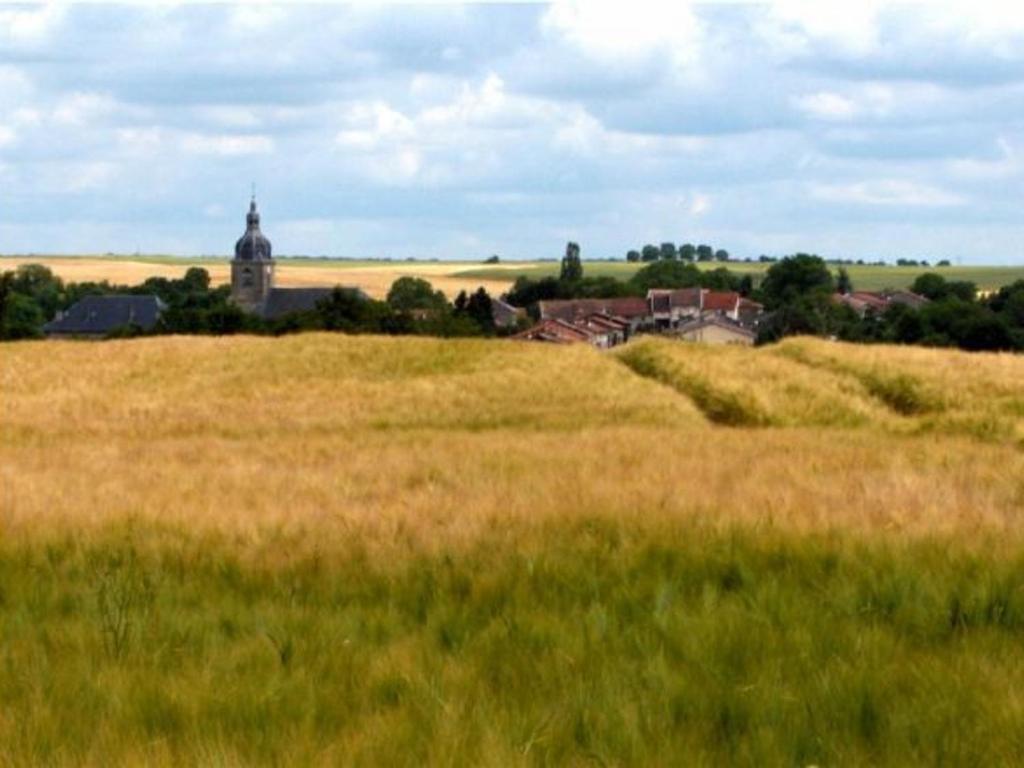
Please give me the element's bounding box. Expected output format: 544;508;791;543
0;265;504;341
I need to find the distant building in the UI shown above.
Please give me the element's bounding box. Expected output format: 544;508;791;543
673;316;755;346
231;197;366;319
491;297;526;329
43;295;164;338
833;290;929;317
513;312;630;348
645;288;763;330
538;297;650;333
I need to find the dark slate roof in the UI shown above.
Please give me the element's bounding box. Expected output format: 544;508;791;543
43;295;164;336
259;287;369;320
235;199;272;262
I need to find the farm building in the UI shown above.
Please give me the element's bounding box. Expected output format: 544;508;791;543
43;295;164;338
673;316;756;346
539;297;651;333
834;290;929;317
513;312;630;348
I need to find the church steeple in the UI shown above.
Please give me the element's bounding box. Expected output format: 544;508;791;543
231;194;275;311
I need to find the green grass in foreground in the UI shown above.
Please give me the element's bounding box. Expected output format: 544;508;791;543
4;521;1024;765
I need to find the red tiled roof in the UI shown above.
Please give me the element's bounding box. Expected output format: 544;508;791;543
539;297;650;320
512;318;593;343
670;287;703;308
702;291;740;312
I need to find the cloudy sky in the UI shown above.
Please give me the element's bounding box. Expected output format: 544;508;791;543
1;2;1024;263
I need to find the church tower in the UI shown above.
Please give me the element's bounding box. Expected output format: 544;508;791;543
231;196;274;311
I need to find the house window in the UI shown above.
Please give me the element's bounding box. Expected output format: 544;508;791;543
241;267;253;287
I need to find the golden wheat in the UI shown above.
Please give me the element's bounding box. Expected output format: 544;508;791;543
3;334;1024;553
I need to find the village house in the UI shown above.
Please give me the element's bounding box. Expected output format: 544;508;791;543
491;297;526;330
512;312;631;348
646;288;764;330
517;288;767;348
538;297;651;334
673;316;756;346
834;289;929;317
43;294;165;338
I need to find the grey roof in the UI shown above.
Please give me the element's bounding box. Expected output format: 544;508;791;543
235;198;272;262
44;295;164;336
676;315;756;339
259;287;369;320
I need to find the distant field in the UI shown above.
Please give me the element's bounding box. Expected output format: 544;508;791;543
456;260;1024;292
0;256;512;300
5;254;1024;296
3;334;1024;763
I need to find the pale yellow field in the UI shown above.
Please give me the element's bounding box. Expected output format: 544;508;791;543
3;334;1023;552
0;257;513;299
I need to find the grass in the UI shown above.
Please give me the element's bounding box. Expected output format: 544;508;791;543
3;333;1024;763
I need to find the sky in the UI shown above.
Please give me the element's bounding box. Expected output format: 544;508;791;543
1;2;1024;263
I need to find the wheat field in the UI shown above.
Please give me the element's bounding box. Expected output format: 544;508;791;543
2;334;1024;764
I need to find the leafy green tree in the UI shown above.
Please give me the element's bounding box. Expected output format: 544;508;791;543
836;267;853;295
640;244;660;262
9;264;63;319
760;254;835;309
910;273;949;300
559;242;583;282
679;243;696;261
659;242;677;261
629;260;702;292
0;290;45;339
182;267;211;293
626;250;641;263
386;277;447;312
696;244;714;262
714;249;730;262
988;280;1024;326
465;287;495;334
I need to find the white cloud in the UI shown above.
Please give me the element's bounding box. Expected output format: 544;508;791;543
0;5;65;46
0;126;16;148
690;193;710;216
53;92;119;126
180;134;274;156
542;0;701;69
810;180;965;207
793;92;857;121
762;1;881;56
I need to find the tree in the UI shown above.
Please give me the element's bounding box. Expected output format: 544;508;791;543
714;249;730;262
937;259;951;267
759;254;835;309
560;241;583;282
679;243;696;261
182;267;211;293
836;267;853;295
640;244;660;262
659;242;677;261
738;274;754;297
910;273;948;300
9;264;63;320
484;255;500;264
0;290;44;339
629;260;702;292
696;244;714;262
626;250;641;263
465;287;495;334
386;276;447;312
